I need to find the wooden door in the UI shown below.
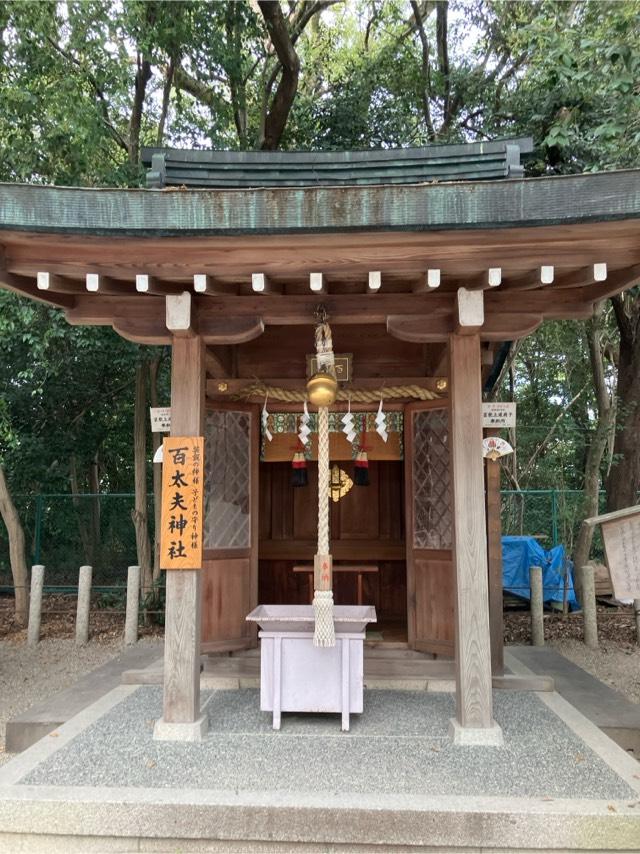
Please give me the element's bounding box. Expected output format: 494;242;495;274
201;403;259;652
404;401;454;656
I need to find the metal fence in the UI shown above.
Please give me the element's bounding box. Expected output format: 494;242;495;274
501;489;607;554
0;489;608;591
0;493;150;592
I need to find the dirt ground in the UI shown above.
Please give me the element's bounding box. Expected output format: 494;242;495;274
0;595;638;769
0;595;162;767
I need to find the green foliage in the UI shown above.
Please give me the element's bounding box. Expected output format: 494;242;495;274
1;0;639;564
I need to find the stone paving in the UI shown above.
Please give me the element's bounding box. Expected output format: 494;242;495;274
16;687;637;800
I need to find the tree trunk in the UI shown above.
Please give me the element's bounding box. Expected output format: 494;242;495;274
258;0;301;150
0;464;29;626
69;454;93;565
574;307;615;575
148;355;163;583
131;362;153;597
606;294;640;511
89;449;101;557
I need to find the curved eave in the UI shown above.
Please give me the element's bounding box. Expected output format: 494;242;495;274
1;170;640;237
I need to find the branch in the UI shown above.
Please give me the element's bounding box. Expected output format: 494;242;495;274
45;36;129;154
611;293;633;346
520;382;589;482
436;1;450;123
410;0;436;141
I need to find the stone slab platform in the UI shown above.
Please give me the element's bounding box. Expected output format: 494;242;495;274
5;640;163;753
508;646;640;756
0;682;639;852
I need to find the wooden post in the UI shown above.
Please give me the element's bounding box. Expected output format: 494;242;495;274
75;565;92;646
580;564;599;649
448;332;502;745
485;429;504;675
154;328;207;741
125;565;140;646
27;564;45;647
530;565;544;646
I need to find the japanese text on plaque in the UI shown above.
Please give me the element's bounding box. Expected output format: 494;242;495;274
160;436;204;570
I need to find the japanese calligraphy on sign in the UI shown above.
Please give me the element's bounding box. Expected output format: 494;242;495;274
601;513;640;599
150;407;171;433
160;436;204;570
482;402;516;428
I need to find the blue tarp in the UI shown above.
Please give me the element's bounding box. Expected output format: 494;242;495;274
502;535;579;609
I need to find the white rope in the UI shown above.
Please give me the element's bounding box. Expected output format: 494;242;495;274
317;406;330;555
313;331;335;647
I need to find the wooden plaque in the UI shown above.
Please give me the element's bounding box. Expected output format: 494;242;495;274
601;511;640;599
160;436;204;570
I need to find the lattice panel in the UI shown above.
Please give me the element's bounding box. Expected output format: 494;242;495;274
412;409;452;550
204;411;251;550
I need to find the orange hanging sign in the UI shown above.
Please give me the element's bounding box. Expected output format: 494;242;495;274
160;436;204;570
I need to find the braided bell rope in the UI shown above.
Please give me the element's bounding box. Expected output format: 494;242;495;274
234;382;440;404
317;406;330;555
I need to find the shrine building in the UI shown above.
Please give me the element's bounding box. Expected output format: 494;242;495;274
1;137;640;744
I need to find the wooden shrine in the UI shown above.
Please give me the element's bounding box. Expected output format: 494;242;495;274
1;139;640;743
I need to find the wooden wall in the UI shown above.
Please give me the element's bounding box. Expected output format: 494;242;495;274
258;460;407;623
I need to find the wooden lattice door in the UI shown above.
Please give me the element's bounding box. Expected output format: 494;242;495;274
404;401;455;656
201;403;259;652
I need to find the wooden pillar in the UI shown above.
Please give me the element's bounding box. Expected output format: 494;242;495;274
485;430;504;675
448;333;503;745
154;332;207;741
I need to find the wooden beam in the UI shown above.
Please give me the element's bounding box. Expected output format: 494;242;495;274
448;333;500;743
166;292;193;338
390;307;550;345
199;315;264;344
455;288;484;334
36;272;82;294
205;346;233;378
161;334;205;730
0;268;76;309
193;274;218;294
206;375;442;400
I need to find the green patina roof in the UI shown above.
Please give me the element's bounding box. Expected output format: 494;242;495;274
0;169;639;237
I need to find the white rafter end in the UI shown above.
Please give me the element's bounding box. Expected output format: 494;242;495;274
593;263;607;282
193;274;209;293
310;272;324;292
488;267;502;287
541;265;554;285
427;269;440;289
86;273;100;292
136;274;150;293
368;271;381;291
252;273;266;293
36;272;50;290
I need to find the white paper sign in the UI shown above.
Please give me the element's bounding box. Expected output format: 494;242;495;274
482;402;516;428
150;407;171;433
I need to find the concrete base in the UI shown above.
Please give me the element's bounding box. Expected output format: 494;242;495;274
153;714;208;742
448;717;504;746
1;684;640;852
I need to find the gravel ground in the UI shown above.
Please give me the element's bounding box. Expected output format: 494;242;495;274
21;687;636;799
0;636;123;767
548;637;640;704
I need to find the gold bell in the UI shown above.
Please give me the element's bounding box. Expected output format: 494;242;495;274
306;371;338;407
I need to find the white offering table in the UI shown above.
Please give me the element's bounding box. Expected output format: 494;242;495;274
246;604;377;731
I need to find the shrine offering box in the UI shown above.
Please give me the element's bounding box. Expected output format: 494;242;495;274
246;604;377;731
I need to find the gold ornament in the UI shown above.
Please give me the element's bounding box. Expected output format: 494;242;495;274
329;465;353;502
306;371;338;407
